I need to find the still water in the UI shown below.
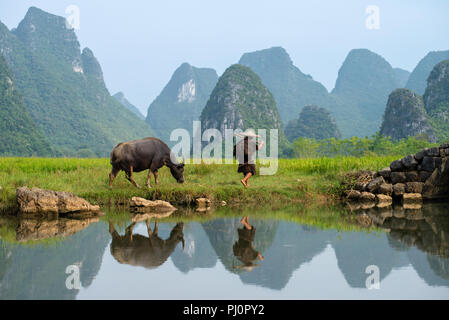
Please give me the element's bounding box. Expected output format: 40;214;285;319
1;203;449;300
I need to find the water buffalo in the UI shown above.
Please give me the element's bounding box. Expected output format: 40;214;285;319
109;219;184;269
109;137;185;188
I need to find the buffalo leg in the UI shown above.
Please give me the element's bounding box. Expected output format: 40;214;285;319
146;218;153;236
154;171;159;185
153;221;159;236
126;165;140;188
146;170;153;189
125;222;136;242
109;167;119;188
108;221;120;238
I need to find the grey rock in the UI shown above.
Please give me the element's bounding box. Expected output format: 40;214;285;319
391;172;407;184
378;183;393;196
390;160;403;172
360;192;376;202
367;176;385;193
405;171;420;182
376;194;392;207
415;150;426;162
419;171;433;182
422;157;441;172
378;167;391;180
393;183;406;197
346;190;361;200
401;154;418;170
16;187;101;215
423;158;449;199
402;193;422;205
425;147;440;157
405;182;424;194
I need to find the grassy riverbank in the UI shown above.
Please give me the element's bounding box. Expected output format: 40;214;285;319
0;156;396;212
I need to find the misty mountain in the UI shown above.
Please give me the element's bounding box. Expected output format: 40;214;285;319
0;7;155;157
146;62;218;145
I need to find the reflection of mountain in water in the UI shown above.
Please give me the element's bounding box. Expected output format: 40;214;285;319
0;221;110;299
331;231;409;288
203;218;337;290
202;218;278;277
240;223;335;290
361;203;449;288
171;222;217;273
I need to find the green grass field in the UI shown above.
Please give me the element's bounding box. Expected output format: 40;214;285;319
0;156;396;213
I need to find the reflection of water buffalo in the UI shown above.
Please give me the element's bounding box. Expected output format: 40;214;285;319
109;220;184;269
109;137;185;188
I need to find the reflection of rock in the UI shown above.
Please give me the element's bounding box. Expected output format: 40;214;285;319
16;217;100;242
358;203;449;287
0;221;110;299
171;222;217;273
16;187;100;215
0;215;101;243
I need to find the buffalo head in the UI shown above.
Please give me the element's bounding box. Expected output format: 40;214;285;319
167;157;185;183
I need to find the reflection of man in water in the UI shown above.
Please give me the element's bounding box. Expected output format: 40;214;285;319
233;216;264;272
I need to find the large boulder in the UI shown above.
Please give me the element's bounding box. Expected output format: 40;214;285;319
16;187;100;215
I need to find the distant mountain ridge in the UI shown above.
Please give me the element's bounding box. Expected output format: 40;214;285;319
238;47;332;127
0;55;52;156
406;50;449;95
0;7;155;157
285;105;341;141
200;64;290;154
380;89;437;142
423;59;449;142
146;62;218;145
239;47;402;139
113;92;145;120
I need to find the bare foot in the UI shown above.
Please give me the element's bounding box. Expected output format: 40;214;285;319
240;179;248;187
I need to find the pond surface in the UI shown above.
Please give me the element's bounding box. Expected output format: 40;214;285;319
1;203;449;300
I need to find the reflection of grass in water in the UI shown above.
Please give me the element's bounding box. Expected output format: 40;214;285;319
102;204;382;233
0;156;395;213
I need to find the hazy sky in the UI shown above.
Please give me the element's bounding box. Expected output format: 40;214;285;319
1;1;448;115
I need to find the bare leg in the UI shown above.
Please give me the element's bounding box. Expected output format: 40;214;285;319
126;166;140;188
146;170;153;189
241;173;252;187
109;167;119;188
240;216;252;230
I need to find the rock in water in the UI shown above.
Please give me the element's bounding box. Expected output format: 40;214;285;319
16;187;100;214
380;89;436;142
130;197;176;212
